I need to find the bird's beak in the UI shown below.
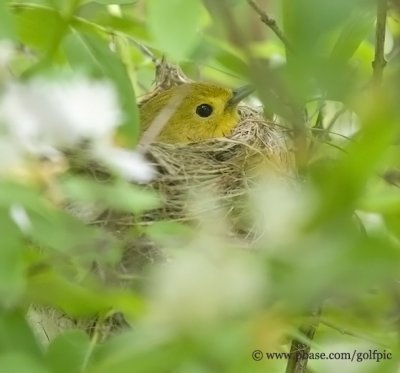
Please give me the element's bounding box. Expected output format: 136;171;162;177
227;85;254;107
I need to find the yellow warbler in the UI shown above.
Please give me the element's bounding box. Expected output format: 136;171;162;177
139;82;252;143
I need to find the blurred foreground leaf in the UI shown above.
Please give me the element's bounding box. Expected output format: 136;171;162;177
146;0;204;61
60;176;160;213
0;311;43;359
46;330;91;373
75;33;140;145
27;268;144;318
0;210;26;307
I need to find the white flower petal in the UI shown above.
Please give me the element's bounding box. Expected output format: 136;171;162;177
94;146;155;183
0;40;14;68
10;204;32;233
0;76;124;154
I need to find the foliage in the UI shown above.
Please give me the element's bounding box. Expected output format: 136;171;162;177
1;0;400;372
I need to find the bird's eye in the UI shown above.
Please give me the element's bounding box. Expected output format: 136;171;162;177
196;103;213;118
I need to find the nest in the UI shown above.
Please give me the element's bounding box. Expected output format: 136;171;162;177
64;61;294;268
63;62;296;289
146;106;292;220
28;62;295;343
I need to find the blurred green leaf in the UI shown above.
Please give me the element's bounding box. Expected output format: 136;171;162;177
214;48;248;77
89;323;269;373
384;213;400;240
29;208;108;254
27;268;143;317
0;352;48;373
359;188;400;214
331;9;374;62
14;5;65;51
62;31;99;73
310;95;398;224
0;211;26;307
283;0;363;49
74;32;140;145
145;220;193;247
80;14;149;41
0;182;49;212
59;176;160;214
0;311;43;359
90;0;137;4
46;330;91;373
0;2;16;39
146;0;204;60
27;269;110;316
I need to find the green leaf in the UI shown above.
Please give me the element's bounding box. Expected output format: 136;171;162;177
74;32;140;145
0;181;49;212
0;211;26;307
59;176;160;214
0;311;43;359
79;14;149;41
14;5;65;51
283;0;358;48
0;2;16;39
0;352;48;373
90;0;137;4
145;220;193;246
309;95;398;225
147;0;204;60
27;268;144;317
29;208;109;254
359;190;400;214
27;269;115;316
46;330;91;373
331;9;374;62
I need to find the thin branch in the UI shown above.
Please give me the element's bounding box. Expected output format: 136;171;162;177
325;107;347;132
247;0;292;51
285;306;321;373
372;0;388;85
320;318;389;346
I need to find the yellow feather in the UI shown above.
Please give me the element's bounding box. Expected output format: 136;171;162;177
139;83;241;143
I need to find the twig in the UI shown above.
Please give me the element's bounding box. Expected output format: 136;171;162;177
325;107;347;132
391;283;400;350
320;318;388;346
207;0;308;170
372;0;388;85
247;0;292;51
285;306;321;373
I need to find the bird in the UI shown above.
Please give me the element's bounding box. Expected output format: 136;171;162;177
139;82;253;143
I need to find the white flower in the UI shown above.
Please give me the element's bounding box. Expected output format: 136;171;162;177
145;243;264;329
10;204;32;233
250;176;313;247
0;139;24;173
92;144;155;183
0;40;14;68
0;75;154;183
0;77;123;151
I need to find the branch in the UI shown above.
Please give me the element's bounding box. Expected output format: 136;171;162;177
372;0;388;85
285;306;321;373
247;0;292;52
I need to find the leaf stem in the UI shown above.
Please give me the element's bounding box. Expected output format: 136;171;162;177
285;306;321;373
372;0;388;85
247;0;292;52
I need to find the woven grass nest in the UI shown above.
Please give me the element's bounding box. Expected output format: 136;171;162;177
72;63;294;268
28;63;295;343
65;62;296;282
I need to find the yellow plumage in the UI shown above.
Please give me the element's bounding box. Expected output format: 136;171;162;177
139;82;248;143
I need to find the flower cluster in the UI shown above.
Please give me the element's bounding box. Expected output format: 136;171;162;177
0;73;153;183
